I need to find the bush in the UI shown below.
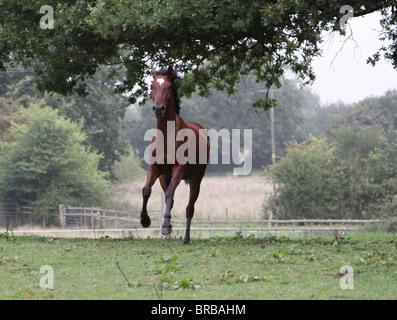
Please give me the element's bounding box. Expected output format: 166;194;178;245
112;145;145;183
0;105;109;225
362;218;397;233
264;126;397;220
264;136;341;219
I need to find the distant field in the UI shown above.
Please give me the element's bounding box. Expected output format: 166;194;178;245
112;172;272;222
0;232;396;300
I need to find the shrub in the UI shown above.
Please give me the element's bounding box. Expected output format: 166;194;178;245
264;126;397;220
111;145;145;183
264;136;341;219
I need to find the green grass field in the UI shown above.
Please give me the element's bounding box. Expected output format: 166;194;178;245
0;232;396;300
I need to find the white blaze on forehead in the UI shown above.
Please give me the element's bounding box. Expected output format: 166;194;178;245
157;78;165;86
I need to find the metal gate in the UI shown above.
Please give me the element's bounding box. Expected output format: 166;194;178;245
0;203;18;226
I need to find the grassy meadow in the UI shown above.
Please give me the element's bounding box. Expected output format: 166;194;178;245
0;232;396;300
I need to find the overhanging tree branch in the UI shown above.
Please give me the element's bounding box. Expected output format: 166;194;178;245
0;0;396;107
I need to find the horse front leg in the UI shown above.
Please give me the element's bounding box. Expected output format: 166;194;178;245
140;165;159;228
160;165;184;236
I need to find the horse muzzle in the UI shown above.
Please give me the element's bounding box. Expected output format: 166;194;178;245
153;105;166;119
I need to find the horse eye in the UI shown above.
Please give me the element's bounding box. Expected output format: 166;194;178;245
168;85;172;90
150;84;153;89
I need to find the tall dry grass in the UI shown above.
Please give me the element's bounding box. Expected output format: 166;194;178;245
112;172;273;222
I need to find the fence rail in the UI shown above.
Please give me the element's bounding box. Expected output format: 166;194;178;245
53;205;382;238
171;218;380;238
59;205;162;229
1;205;380;238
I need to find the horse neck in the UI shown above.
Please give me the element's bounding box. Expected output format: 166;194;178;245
156;97;183;133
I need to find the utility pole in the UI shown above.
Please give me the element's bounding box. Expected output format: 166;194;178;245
259;87;277;195
259;87;280;230
269;89;276;192
268;88;276;226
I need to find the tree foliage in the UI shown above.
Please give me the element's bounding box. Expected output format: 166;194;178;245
1;1;395;109
0;97;19;145
0;70;130;175
325;90;397;137
0;105;109;224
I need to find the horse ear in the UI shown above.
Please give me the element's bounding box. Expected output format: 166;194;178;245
151;68;158;78
166;66;174;78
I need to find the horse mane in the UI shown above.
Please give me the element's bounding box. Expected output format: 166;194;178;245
156;68;182;115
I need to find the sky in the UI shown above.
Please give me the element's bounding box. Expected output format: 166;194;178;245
309;11;397;106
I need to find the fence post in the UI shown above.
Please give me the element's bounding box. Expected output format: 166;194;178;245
16;204;20;225
59;204;66;228
91;208;94;227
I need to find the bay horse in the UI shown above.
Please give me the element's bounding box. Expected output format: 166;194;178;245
140;66;210;244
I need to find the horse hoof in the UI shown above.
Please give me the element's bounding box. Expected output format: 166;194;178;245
160;226;172;236
140;215;151;228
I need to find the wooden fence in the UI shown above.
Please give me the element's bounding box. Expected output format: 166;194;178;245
0;203;18;226
0;205;49;227
59;205;162;229
57;205;380;238
20;206;50;227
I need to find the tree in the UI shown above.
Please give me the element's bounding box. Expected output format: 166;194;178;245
0;105;109;225
1;1;395;109
266;88;397;219
0;97;20;145
365;128;397;220
328;90;397;135
333;124;385;218
1;71;130;176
